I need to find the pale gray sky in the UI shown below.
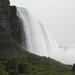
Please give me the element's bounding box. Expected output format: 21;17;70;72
10;0;75;46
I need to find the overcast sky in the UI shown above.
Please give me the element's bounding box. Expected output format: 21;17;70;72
10;0;75;47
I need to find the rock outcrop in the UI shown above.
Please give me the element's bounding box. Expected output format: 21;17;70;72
0;0;10;34
10;6;22;44
0;0;22;57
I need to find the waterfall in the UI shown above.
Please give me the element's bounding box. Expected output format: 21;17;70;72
17;7;60;57
16;7;75;65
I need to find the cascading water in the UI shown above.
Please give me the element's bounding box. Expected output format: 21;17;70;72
17;7;60;57
17;7;75;65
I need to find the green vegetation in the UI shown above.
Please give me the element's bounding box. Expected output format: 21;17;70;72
0;36;75;75
0;68;8;75
8;70;18;75
72;64;75;71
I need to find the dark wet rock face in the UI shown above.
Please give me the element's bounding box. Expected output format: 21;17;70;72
0;0;22;57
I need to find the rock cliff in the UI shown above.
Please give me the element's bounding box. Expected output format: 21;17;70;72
0;0;10;34
0;0;22;57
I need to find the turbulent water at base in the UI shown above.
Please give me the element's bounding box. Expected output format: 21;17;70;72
17;7;75;65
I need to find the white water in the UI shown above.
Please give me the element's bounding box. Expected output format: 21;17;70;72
17;7;75;65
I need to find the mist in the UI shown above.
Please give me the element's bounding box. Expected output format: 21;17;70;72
50;47;75;65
